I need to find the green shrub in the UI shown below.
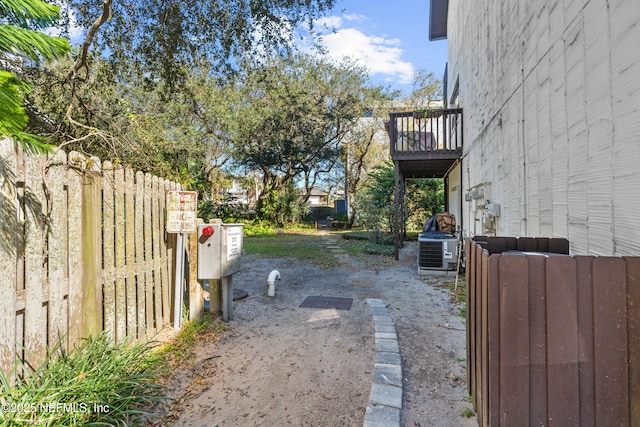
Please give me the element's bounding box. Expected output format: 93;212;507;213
363;242;395;256
341;231;371;241
0;333;166;426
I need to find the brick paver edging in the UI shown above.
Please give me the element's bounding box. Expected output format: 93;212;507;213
363;299;403;427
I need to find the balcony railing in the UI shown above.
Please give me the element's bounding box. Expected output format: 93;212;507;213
388;108;463;159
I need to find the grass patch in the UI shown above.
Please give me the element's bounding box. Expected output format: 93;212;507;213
157;316;210;367
437;279;467;318
363;243;395;256
340;231;371;241
461;407;475;418
243;233;336;267
0;333;166;426
338;231;396;257
240;221;316;237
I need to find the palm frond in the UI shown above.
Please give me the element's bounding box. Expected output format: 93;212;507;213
0;0;61;29
0;24;69;61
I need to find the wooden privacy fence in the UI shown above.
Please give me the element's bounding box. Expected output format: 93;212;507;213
0;142;200;376
466;236;640;427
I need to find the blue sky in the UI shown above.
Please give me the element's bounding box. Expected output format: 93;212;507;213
311;0;449;95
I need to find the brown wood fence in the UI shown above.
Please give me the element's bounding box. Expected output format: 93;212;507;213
0;142;202;377
466;236;640;426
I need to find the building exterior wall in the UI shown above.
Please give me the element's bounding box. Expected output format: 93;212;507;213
446;161;462;234
447;0;640;255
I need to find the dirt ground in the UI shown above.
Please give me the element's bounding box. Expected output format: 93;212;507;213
151;232;477;427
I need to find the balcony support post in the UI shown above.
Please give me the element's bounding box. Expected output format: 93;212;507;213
394;162;401;260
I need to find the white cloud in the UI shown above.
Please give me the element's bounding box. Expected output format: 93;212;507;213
320;28;414;84
314;13;367;30
308;14;414;85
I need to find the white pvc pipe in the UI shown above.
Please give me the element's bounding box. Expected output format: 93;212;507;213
267;270;280;297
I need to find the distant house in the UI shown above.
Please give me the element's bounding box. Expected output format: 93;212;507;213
300;187;330;207
227;180;249;205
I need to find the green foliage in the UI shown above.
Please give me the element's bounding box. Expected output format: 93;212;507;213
405;178;445;230
243;233;336;267
67;0;337;92
198;195;251;224
0;333;165;426
0;71;49;153
0;0;69;154
356;162;444;232
339;230;395;257
340;231;371;241
242;221;277;237
355;162;396;232
259;184;308;226
461;407;475;418
157;317;209;365
205;54;386;220
405;70;443;109
363;242;395;256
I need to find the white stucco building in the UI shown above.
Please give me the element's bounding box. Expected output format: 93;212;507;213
434;0;640;256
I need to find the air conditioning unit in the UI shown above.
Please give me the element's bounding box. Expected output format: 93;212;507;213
418;233;458;273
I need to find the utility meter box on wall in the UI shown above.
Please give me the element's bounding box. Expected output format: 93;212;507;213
486;203;501;218
197;223;243;280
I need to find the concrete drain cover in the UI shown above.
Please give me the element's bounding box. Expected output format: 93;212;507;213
299;296;353;310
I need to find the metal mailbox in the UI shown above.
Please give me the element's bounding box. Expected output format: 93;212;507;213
197;222;244;280
197;221;244;322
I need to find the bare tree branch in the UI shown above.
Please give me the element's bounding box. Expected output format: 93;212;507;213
66;0;112;82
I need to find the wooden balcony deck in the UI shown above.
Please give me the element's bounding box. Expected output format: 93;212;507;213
388;108;463;177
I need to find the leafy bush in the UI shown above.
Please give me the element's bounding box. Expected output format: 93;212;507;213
355;162;444;232
0;333;165;426
363;242;395;256
241;220;276;236
259;184;308;226
198;195;252;223
341;230;393;245
341;231;371;241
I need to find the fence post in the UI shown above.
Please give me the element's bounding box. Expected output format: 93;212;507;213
47;150;69;351
114;165;126;341
125;168;136;338
67;152;85;346
135;171;146;339
188;219;204;321
102;161;115;339
23;151;48;369
81;157;103;337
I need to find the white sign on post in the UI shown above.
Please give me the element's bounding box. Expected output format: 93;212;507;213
166;191;198;233
165;190;198;330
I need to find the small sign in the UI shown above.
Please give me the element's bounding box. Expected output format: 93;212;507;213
226;226;243;260
166;191;198;233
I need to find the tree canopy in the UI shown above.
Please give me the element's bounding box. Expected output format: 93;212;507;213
201;54;389;216
66;0;337;92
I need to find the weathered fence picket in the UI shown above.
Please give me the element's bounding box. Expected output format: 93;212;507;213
0;141;194;377
0;142;18;374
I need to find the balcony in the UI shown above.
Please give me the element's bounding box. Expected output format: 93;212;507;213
388;107;463;259
388;108;463;178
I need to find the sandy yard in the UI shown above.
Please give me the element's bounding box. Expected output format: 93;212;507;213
149;232;477;427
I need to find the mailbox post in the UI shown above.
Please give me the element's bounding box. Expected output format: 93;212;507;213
197;220;243;321
166;190;198;330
